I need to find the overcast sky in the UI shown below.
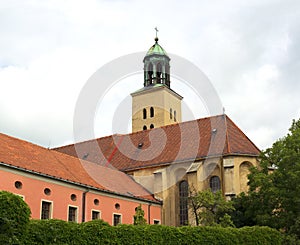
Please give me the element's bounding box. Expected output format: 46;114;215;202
0;0;299;150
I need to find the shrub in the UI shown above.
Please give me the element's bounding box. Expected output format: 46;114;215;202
24;219;80;244
0;191;31;244
80;219;115;244
133;205;147;225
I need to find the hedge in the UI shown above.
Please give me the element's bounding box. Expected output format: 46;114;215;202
23;219;81;245
21;220;284;245
0;191;31;244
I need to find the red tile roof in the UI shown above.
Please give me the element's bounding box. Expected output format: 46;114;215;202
0;133;157;202
55;115;260;171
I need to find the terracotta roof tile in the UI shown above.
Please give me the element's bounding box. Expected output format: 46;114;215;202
0;133;156;202
55;115;260;171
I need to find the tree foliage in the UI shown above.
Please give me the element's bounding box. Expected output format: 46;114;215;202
0;191;31;243
133;204;147;225
189;188;234;227
232;118;300;238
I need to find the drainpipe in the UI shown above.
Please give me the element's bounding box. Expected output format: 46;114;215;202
148;203;152;224
82;189;89;223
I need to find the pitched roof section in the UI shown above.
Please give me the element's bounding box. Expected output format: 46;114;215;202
0;133;157;202
55;115;260;171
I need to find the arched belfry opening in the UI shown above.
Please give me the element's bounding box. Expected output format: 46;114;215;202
131;32;183;133
143;37;171;88
156;63;162;83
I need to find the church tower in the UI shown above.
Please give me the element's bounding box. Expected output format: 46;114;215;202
131;36;183;132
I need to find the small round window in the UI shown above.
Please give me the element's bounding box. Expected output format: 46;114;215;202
14;181;22;189
70;194;77;201
44;188;51;195
115;203;120;210
94;199;99;206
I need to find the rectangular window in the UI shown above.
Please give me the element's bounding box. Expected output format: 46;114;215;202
154;220;160;225
113;214;121;226
68;206;77;222
41;201;51;219
92;210;100;220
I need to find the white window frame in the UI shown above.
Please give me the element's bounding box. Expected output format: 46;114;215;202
112;213;122;226
67;205;78;223
91;209;101;220
40;199;53;219
153;219;160;224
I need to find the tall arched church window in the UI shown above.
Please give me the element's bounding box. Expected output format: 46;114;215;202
170;108;172;119
143;108;147;119
210;176;221;193
174;110;177;122
179;180;188;226
150;107;154;117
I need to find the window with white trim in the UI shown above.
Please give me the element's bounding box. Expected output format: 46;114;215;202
113;214;121;226
68;206;78;222
92;210;101;220
41;201;52;220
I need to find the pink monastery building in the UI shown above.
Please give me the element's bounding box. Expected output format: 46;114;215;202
0;133;161;225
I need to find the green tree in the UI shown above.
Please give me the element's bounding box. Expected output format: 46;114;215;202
189;188;234;227
0;191;31;243
232;118;300;238
230;192;256;228
133;204;147;225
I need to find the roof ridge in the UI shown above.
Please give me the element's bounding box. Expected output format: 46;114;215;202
0;132;49;150
0;132;104;167
52;133;126;150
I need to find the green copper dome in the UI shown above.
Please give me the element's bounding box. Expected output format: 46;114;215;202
143;37;171;88
145;39;169;57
